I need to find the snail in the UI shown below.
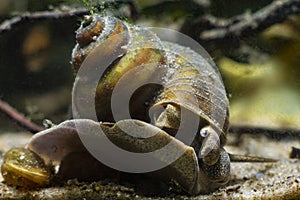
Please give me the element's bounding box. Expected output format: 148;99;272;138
72;15;230;193
1;15;275;195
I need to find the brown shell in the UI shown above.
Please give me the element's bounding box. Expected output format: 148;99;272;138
71;15;229;146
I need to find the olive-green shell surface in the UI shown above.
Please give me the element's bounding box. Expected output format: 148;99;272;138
154;41;229;141
71;15;229;144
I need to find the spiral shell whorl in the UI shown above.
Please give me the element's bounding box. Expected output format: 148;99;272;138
72;15;167;122
72;16;129;73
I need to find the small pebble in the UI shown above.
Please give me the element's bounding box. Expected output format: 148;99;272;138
256;173;264;179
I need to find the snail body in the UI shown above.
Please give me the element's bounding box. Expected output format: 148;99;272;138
1;15;230;194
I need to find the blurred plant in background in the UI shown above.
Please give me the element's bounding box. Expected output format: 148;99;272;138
219;14;300;130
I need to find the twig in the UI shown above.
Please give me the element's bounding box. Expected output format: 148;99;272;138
229;153;277;162
0;99;44;133
0;1;139;35
229;125;300;139
183;0;300;42
0;6;89;34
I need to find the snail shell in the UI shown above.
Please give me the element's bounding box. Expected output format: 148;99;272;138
71;15;229;151
1;148;50;187
71;15;231;193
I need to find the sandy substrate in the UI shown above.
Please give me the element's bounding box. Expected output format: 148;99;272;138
0;132;299;200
